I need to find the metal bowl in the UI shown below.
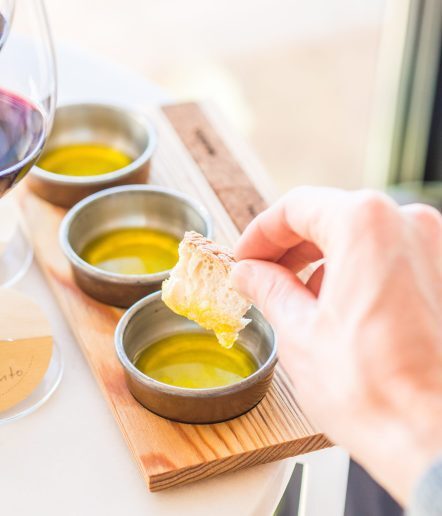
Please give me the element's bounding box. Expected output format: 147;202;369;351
59;185;212;307
29;103;156;207
115;292;277;424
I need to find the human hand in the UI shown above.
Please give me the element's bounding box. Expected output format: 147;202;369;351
232;187;442;505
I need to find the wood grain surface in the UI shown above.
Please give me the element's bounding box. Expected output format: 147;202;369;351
162;103;268;232
18;103;330;491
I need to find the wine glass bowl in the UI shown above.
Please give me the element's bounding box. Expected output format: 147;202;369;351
0;0;62;423
0;88;46;196
0;0;56;282
0;0;56;197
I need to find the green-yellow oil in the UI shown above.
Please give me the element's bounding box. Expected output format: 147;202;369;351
135;333;258;389
81;227;179;275
37;143;132;176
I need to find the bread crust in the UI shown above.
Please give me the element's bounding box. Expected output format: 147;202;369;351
181;231;235;272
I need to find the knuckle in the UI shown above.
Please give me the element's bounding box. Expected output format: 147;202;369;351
353;190;395;215
348;190;398;231
405;204;442;234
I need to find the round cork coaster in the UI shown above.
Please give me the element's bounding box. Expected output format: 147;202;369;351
0;288;53;412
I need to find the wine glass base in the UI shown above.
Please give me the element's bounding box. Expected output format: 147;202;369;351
0;223;33;288
0;341;63;425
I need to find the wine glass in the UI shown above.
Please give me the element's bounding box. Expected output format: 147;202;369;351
0;0;63;424
0;0;55;286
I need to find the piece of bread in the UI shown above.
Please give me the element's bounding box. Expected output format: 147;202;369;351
161;231;251;348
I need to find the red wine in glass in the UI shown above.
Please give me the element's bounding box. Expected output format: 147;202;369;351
0;87;45;197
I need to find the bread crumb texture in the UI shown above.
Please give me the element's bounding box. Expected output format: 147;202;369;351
162;231;251;348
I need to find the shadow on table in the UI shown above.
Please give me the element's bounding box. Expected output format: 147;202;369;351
274;463;304;515
345;460;403;516
274;459;404;516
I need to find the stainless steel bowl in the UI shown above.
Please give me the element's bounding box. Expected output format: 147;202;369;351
59;185;212;307
115;291;277;424
29;103;156;207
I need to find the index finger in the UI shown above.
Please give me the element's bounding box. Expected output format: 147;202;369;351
234;186;350;261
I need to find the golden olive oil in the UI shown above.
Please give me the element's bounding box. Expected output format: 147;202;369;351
38;143;132;176
81;227;179;275
171;304;240;349
135;333;258;389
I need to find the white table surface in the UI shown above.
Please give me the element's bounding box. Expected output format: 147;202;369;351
0;43;297;516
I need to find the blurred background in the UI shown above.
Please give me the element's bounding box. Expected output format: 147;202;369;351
44;0;386;194
44;0;442;205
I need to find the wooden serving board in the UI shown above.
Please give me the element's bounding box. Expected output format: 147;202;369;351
19;102;330;491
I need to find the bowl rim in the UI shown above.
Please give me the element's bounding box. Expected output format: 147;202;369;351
31;102;157;185
114;291;278;398
59;184;213;283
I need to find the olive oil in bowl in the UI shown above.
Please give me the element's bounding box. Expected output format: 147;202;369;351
38;143;132;176
81;227;179;275
135;333;258;389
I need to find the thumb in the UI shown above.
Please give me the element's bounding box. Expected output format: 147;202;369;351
231;259;316;330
